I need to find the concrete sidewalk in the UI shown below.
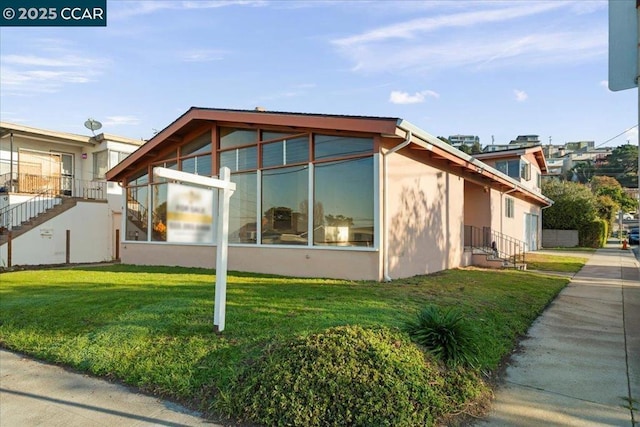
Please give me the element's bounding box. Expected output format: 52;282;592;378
0;350;218;426
477;245;640;426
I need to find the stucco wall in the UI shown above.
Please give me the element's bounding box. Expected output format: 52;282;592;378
0;200;112;266
119;243;380;281
464;181;491;229
385;150;465;279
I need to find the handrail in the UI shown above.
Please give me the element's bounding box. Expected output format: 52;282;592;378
464;225;526;267
0;190;62;231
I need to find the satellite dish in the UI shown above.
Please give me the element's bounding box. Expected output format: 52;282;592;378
84;118;102;135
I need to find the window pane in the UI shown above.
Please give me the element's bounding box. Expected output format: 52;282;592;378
129;168;148;185
314;157;374;247
126;185;149;241
262;137;309;168
220;147;257;171
262;142;283;168
182;154;212;176
229;172;257;243
220;127;257;149
261;166;309;245
262;131;298;142
93;151;108;179
151;183;167;241
182;132;212;156
314;135;373;161
496;160;520;179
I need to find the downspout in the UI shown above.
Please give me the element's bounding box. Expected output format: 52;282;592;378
382;130;412;282
539;202;554;250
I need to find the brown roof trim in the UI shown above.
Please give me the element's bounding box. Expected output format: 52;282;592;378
106;107;400;181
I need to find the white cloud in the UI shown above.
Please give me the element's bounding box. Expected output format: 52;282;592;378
600;80;609;89
389;90;439;104
333;2;566;47
180;49;226;62
514;89;528;102
110;0;266;19
103;116;141;126
331;2;605;74
1;52;108;95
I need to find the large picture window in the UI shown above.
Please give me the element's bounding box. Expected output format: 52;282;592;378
314;157;374;246
124;126;376;248
229;172;258;243
126;185;149;241
151;183;168;241
261;166;309;245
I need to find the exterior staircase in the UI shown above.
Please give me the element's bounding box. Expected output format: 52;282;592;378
0;197;78;246
465;225;527;270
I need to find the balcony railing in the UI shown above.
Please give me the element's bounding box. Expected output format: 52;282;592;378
0;172;106;200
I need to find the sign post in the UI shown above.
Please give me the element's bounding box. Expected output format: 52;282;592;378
608;0;640;236
153;166;236;332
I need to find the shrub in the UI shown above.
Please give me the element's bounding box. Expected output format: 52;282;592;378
219;325;459;426
579;219;607;248
403;306;478;368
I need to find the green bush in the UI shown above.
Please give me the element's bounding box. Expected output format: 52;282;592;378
579;219;607;248
218;325;483;427
403;306;478;368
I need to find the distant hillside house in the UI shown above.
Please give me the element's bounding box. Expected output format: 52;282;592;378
106;108;552;281
448;135;480;150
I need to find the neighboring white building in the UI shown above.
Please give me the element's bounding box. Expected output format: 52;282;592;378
0;122;143;267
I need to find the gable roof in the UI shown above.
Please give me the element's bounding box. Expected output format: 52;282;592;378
106;107;552;207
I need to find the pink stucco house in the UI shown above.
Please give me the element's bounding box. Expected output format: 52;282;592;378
106;107;551;281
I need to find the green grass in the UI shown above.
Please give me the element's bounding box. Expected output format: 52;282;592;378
524;252;592;273
0;264;576;423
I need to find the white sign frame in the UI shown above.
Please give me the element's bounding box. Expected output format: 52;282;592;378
153;166;236;332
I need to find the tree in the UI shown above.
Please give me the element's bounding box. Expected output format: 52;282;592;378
590;176;638;213
597;144;639;188
541;180;598;230
595;194;618;233
568;161;595;184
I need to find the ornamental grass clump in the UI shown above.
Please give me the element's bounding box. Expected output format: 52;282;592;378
219;325;455;427
404;305;479;368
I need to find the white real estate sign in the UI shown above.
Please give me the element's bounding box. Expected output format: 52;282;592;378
608;0;638;91
167;183;214;243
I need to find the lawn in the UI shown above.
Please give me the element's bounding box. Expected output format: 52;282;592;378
0;263;579;424
524;250;593;273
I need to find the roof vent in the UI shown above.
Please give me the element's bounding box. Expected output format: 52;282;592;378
255;106;266;112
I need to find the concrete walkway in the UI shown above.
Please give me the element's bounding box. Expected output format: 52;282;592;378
477;245;640;426
0;350;218;426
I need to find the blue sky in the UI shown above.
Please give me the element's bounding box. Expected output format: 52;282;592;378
1;0;637;149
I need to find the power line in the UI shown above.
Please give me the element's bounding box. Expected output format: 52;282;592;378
595;124;638;148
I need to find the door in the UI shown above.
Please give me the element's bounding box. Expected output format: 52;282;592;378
60;153;74;196
524;213;539;251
